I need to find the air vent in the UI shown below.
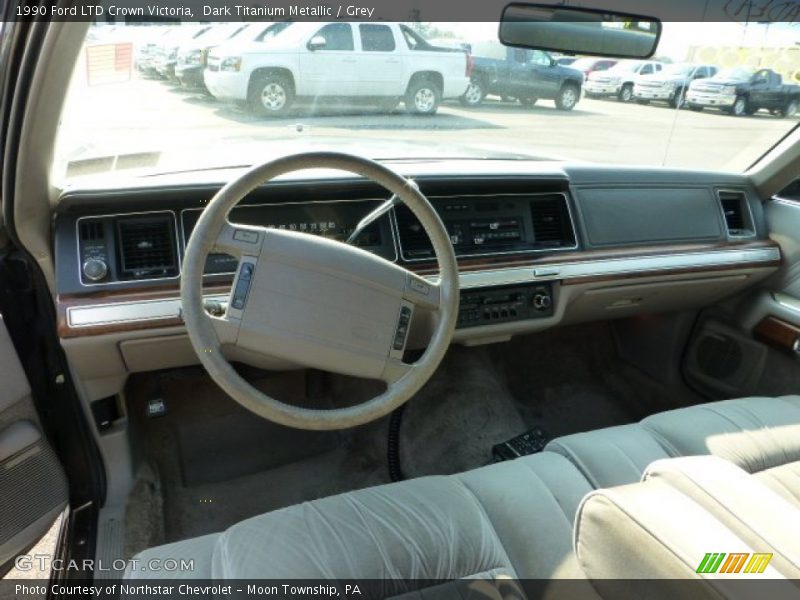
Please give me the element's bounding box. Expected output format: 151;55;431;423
395;205;434;259
717;190;753;237
116;215;178;280
79;220;104;241
531;195;575;248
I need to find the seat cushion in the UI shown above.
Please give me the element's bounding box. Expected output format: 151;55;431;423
642;396;800;474
546;395;800;489
644;456;800;578
129;452;593;586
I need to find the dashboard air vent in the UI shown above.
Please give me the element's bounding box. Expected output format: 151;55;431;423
79;220;104;241
717;190;753;237
116;215;178;280
531;195;575;248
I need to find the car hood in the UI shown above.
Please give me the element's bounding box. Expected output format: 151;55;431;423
637;74;685;84
210;38;299;57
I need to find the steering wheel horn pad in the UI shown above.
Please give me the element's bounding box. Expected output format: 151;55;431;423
181;152;459;430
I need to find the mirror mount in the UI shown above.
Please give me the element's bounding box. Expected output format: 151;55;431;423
499;3;661;60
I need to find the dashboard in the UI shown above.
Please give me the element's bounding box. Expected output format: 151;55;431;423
52;160;782;399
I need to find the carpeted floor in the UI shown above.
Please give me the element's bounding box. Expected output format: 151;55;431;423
123;322;695;555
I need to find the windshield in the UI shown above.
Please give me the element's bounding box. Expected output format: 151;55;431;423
607;61;643;73
54;20;800;185
570;57;599;70
661;63;695;77
714;67;756;81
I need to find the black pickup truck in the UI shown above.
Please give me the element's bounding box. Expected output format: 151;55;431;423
461;41;584;110
686;67;799;117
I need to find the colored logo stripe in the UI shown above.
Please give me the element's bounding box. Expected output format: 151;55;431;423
720;553;749;573
697;553;726;573
696;552;773;574
744;553;773;574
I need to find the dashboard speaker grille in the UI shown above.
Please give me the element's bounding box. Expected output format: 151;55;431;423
116;215;178;280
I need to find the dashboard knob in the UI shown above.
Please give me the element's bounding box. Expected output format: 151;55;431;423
532;293;552;310
83;258;108;282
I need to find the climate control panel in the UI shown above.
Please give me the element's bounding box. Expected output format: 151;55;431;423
457;283;554;328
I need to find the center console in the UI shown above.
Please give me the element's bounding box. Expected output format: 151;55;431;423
457;283;554;328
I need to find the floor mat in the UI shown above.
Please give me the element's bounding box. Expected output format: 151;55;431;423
125;323;693;547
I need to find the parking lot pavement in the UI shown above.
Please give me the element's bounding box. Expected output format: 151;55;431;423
59;75;797;175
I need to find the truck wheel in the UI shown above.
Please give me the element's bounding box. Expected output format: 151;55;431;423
519;96;538;107
618;84;633;102
555;85;579;110
249;74;294;117
406;79;441;115
459;80;485;107
778;99;798;118
729;95;748;116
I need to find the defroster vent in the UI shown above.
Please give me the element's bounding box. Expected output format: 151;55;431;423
116;215;178;280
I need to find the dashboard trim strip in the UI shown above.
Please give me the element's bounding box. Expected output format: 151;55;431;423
63;246;780;330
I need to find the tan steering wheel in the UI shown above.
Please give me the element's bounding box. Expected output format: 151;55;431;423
181;152;459;430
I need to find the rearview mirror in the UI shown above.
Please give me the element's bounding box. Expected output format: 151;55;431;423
307;35;327;51
499;3;661;59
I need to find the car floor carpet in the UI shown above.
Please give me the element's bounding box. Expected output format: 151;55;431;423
124;323;696;548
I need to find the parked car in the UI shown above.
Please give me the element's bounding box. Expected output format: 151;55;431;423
686;67;800;117
633;63;718;108
175;23;291;89
134;26;176;77
461;42;584;110
555;56;577;66
584;59;663;101
204;22;470;116
569;57;618;78
153;25;212;81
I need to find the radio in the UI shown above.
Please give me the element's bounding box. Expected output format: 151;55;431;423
457;283;554;328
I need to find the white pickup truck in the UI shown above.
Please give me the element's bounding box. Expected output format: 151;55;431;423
204;22;471;116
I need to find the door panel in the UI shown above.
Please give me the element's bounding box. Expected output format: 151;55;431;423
683;195;800;398
0;313;68;570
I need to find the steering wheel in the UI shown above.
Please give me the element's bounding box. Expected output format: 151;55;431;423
181;152;459;430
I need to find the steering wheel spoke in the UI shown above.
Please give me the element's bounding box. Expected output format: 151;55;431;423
403;272;441;311
382;358;415;385
213;221;266;259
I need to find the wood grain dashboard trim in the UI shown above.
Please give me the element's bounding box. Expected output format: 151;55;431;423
754;316;800;354
58;240;781;338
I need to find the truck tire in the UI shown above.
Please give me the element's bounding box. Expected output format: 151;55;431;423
618;84;633;102
729;95;748;117
555;85;579;111
248;74;294;117
406;79;441;115
459;80;485;107
778;99;798;118
519;96;538;107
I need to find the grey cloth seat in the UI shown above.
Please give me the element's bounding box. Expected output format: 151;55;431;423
128;395;800;586
127;452;595;585
546;395;800;501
